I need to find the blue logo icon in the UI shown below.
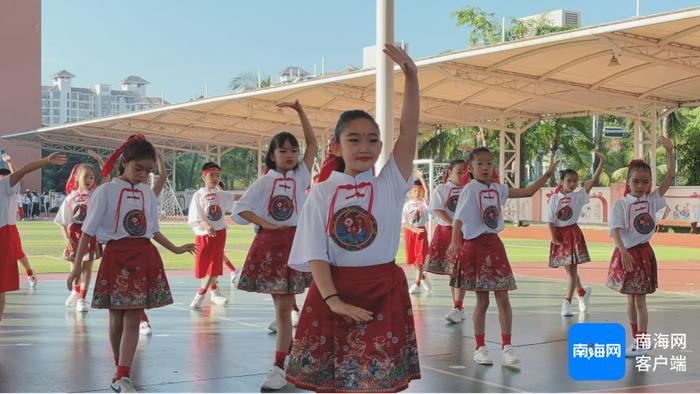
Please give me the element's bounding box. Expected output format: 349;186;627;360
568;323;625;380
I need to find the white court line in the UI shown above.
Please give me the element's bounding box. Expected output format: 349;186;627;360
168;305;268;330
420;364;529;393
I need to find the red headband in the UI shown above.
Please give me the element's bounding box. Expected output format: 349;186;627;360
202;167;221;176
65;164;97;194
623;159;652;197
101;134;146;177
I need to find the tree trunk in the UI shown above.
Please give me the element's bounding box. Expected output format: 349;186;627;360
592;115;604;186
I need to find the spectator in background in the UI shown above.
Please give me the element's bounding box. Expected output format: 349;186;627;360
42;191;50;214
31;190;40;219
21;191;32;220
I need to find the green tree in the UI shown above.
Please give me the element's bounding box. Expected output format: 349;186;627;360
228;71;272;92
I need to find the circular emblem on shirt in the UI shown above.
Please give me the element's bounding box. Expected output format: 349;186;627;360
330;206;378;251
72;204;87;223
270;195;294;222
483;206;499;229
123;209;147;237
446;195;459;213
410;209;423;227
633;213;655;235
557;206;573;221
206;204;222;222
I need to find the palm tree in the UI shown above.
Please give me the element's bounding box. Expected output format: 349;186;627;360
228;71;272;92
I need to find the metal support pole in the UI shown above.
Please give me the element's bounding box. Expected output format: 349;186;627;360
171;149;177;189
634;105;643;159
257;144;263;177
651;101;658;186
217;145;222;166
376;0;395;171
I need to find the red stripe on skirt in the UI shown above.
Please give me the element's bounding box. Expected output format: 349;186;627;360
237;227;311;294
92;238;173;309
607;242;658;294
286;261;421;392
194;228;226;279
450;233;517;291
0;226;19;292
549;224;591;268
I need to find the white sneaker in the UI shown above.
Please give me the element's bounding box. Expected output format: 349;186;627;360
76;298;89;313
267;320;277;333
139;321;152;336
110;376;137;393
291;310;301;327
409;283;421;294
626;344;649;358
576;286;592;313
210;293;228;306
190;293;204;310
28;274;38;288
444;307;465;324
260;366;287;390
421;276;432;292
501;345;521;365
65;290;79;307
230;270;238;284
561;299;574;317
474;346;494;365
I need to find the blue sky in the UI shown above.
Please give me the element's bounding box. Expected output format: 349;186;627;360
42;0;700;104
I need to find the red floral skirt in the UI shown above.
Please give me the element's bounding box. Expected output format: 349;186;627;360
237;227;311;294
8;224;26;260
425;225;454;275
549;224;591;268
607;242;658;294
92;238;173;309
286;261;421;392
403;227;428;265
64;223;102;262
194;228;226;279
450;233;516;291
0;226;19;292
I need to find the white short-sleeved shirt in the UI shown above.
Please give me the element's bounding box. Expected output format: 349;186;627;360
453;181;509;240
232;162;311;229
0;177;20;228
7;188;20;225
54;190;94;226
429;181;463;226
402;199;429;228
609;190;666;249
188;187;236;236
546;188;590;227
288;155;413;272
81;178;161;244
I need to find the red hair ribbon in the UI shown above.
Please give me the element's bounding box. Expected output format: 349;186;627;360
623;159;652;197
553;184;563;194
101;134;146;177
318;155;342;184
66;164;97;194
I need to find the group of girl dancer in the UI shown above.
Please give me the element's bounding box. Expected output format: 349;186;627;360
0;42;677;393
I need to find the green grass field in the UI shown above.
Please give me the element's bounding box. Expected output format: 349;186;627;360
13;221;700;274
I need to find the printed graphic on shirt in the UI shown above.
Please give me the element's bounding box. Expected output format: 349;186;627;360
72;204;88;223
446;194;459;213
330;206;378;251
629;201;654;235
408;205;424;227
123;209;147;236
206;204;222;221
479;189;500;229
270;195;294;221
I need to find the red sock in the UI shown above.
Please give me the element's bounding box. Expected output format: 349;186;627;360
502;333;512;349
114;365;131;381
475;334;485;349
198;287;207;295
210;282;218;290
79;289;87;299
224;260;235;271
630;323;638;338
292;301;300;312
565;297;572;303
577;288;586;297
141;312;149;323
421;273;426;280
415;280;421;285
274;351;288;368
26;269;34;276
74;285;81;294
454;300;463;311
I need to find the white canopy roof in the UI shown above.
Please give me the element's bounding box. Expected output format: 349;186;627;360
5;7;700;154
